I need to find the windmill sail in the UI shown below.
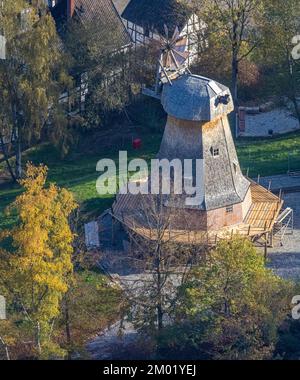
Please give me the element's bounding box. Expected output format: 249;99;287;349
142;24;190;98
157;25;190;86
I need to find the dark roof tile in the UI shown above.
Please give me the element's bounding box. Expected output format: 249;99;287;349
122;0;192;35
51;0;131;48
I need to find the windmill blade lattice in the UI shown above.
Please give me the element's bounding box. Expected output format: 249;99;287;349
142;25;190;99
157;25;189;82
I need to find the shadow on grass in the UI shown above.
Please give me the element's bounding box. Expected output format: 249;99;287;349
80;197;114;221
0;184;22;230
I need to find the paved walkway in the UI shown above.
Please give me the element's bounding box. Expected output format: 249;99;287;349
253;175;300;280
267;191;300;280
259;174;300;192
87;321;139;360
241;108;299;137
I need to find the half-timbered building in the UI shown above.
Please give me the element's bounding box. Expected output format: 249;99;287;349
113;0;205;65
47;0;132;114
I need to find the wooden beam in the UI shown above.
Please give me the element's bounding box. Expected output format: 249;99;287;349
264;235;268;263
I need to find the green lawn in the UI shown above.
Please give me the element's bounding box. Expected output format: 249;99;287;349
0;132;162;230
236;132;300;177
1;129;300;230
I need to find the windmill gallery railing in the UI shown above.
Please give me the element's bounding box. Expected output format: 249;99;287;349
274;207;294;244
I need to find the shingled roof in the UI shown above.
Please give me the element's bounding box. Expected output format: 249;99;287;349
51;0;131;48
161;75;234;122
122;0;192;35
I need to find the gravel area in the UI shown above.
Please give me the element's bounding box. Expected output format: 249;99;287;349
87;321;138;360
259;175;300;192
267;192;300;281
241;108;299;137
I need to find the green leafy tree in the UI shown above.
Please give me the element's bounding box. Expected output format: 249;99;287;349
64;15;131;128
195;0;264;106
121;195;205;345
0;0;71;179
159;237;293;360
258;0;300;122
58;271;124;358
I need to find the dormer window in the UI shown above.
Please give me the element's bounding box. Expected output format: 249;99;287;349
211;147;219;157
226;205;233;214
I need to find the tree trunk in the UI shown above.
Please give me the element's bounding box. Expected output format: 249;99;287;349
291;96;300;125
157;302;163;331
15;132;22;179
0;132;16;182
231;16;239;108
288;60;300;125
155;251;164;332
0;336;10;360
12;104;22;179
36;322;42;357
231;50;239;139
64;296;72;359
231;56;239;107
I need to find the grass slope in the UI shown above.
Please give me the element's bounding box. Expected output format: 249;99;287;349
0;132;161;230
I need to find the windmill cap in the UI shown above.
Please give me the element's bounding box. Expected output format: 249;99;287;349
161;74;234;122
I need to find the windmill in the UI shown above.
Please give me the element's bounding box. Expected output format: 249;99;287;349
113;26;285;251
142;25;190;98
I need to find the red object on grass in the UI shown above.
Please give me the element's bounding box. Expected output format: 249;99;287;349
132;138;142;149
